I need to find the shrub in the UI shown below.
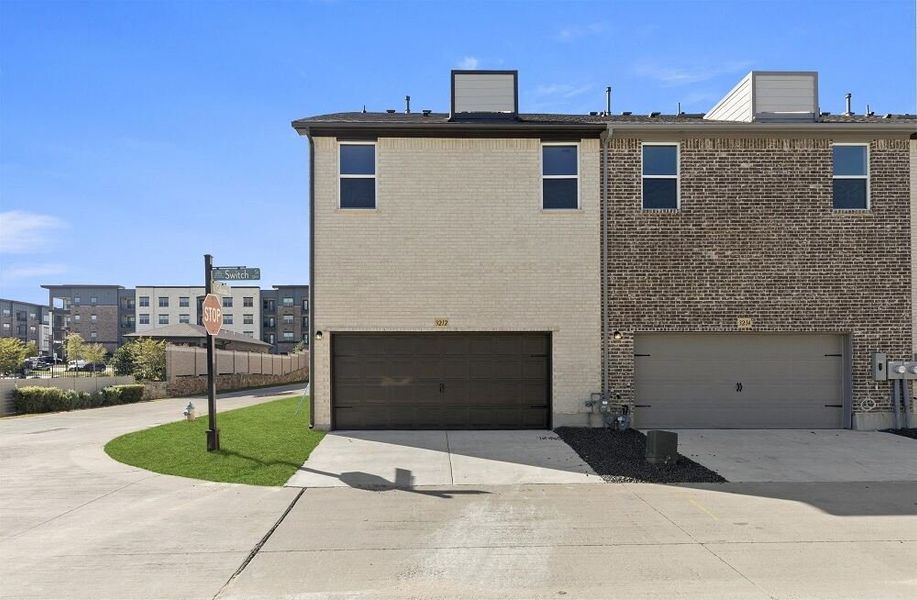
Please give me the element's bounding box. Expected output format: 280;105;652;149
102;384;145;405
12;384;146;414
13;387;94;414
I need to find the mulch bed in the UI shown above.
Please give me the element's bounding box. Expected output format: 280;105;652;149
882;428;917;440
556;427;727;484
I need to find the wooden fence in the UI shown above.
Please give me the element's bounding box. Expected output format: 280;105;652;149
165;346;308;381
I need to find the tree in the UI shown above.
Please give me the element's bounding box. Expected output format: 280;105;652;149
23;341;38;358
110;344;135;376
292;340;309;353
81;343;108;375
131;338;167;381
0;338;29;375
64;333;85;362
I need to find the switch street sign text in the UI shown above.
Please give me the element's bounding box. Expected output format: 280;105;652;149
212;267;261;281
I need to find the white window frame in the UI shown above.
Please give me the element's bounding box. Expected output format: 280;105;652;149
179;314;190;324
179;296;190;307
158;314;169;325
641;142;681;210
540;142;580;210
139;296;149;307
158;296;169;308
139;314;150;325
224;313;234;325
338;141;378;210
831;143;870;211
243;314;254;324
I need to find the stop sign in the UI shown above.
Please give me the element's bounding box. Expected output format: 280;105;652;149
201;293;223;336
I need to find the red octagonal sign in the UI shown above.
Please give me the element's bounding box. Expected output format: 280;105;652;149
201;293;223;336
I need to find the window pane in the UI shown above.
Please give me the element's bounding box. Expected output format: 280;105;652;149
643;145;677;176
833;146;867;176
542;146;577;176
543;178;578;209
341;178;376;208
340;145;375;175
643;178;678;209
833;179;867;209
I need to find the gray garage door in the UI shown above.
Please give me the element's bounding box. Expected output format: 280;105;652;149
634;334;845;429
332;333;550;429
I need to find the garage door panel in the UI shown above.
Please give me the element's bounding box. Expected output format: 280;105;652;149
635;334;844;429
332;333;550;429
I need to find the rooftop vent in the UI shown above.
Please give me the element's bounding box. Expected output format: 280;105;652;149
450;70;518;119
386;109;396;114
622;111;632;116
422;109;432;116
649;111;661;117
705;71;819;122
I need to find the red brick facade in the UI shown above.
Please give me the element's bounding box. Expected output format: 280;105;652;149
603;136;912;422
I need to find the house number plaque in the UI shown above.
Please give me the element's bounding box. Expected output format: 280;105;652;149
737;317;753;329
434;318;449;327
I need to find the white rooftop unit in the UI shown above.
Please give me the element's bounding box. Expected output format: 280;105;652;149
451;70;518;117
705;71;819;122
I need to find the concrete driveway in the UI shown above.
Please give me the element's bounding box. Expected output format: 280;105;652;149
285;430;602;488
0;384;306;600
673;429;917;482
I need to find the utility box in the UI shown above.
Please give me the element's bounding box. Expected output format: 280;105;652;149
646;430;678;465
872;352;887;381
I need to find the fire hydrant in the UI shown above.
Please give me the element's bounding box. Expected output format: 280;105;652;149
183;402;196;421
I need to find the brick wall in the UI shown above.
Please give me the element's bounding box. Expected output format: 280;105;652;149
604;136;912;425
311;136;602;429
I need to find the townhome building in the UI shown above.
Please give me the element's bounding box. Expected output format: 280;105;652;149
0;298;51;354
293;69;915;431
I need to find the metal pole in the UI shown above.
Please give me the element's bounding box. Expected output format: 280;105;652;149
205;253;220;451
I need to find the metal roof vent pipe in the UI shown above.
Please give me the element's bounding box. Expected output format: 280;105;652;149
404;95;411;114
844;92;853;116
605;86;612;116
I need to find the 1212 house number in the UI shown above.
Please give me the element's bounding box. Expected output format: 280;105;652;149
434;318;449;327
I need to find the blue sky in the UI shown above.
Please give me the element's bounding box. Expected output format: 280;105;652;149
1;0;914;304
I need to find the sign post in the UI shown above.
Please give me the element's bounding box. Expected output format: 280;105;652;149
202;255;223;452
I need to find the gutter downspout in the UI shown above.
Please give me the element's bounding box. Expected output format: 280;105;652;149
307;134;316;429
600;124;612;404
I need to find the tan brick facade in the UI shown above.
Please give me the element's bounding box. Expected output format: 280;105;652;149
311;136;602;430
603;136;912;428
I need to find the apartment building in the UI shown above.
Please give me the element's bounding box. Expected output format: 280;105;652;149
41;285;128;354
0;298;51;354
293;69;914;431
260;285;309;353
134;285;261;339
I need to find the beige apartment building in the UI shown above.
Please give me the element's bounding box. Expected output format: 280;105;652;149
134;286;261;339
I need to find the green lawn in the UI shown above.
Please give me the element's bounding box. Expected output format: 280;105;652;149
104;395;324;486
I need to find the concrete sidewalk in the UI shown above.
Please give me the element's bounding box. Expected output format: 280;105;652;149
284;430;602;488
0;383;306;600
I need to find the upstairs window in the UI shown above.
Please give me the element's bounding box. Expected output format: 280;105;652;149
832;144;869;210
179;296;190;307
243;296;254;307
224;314;233;325
642;144;679;209
158;297;169;308
222;297;233;308
179;314;190;324
158;314;169;325
542;144;578;209
339;143;376;209
139;296;149;307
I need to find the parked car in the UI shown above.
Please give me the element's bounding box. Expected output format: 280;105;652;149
66;360;87;372
80;363;107;373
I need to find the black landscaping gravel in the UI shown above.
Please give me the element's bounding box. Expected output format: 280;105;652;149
556;427;727;484
882;428;917;440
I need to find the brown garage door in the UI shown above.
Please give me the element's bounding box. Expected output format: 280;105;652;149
332;333;550;429
634;334;845;429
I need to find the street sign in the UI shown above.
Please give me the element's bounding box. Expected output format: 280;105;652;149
201;293;223;336
212;267;260;281
211;280;231;296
